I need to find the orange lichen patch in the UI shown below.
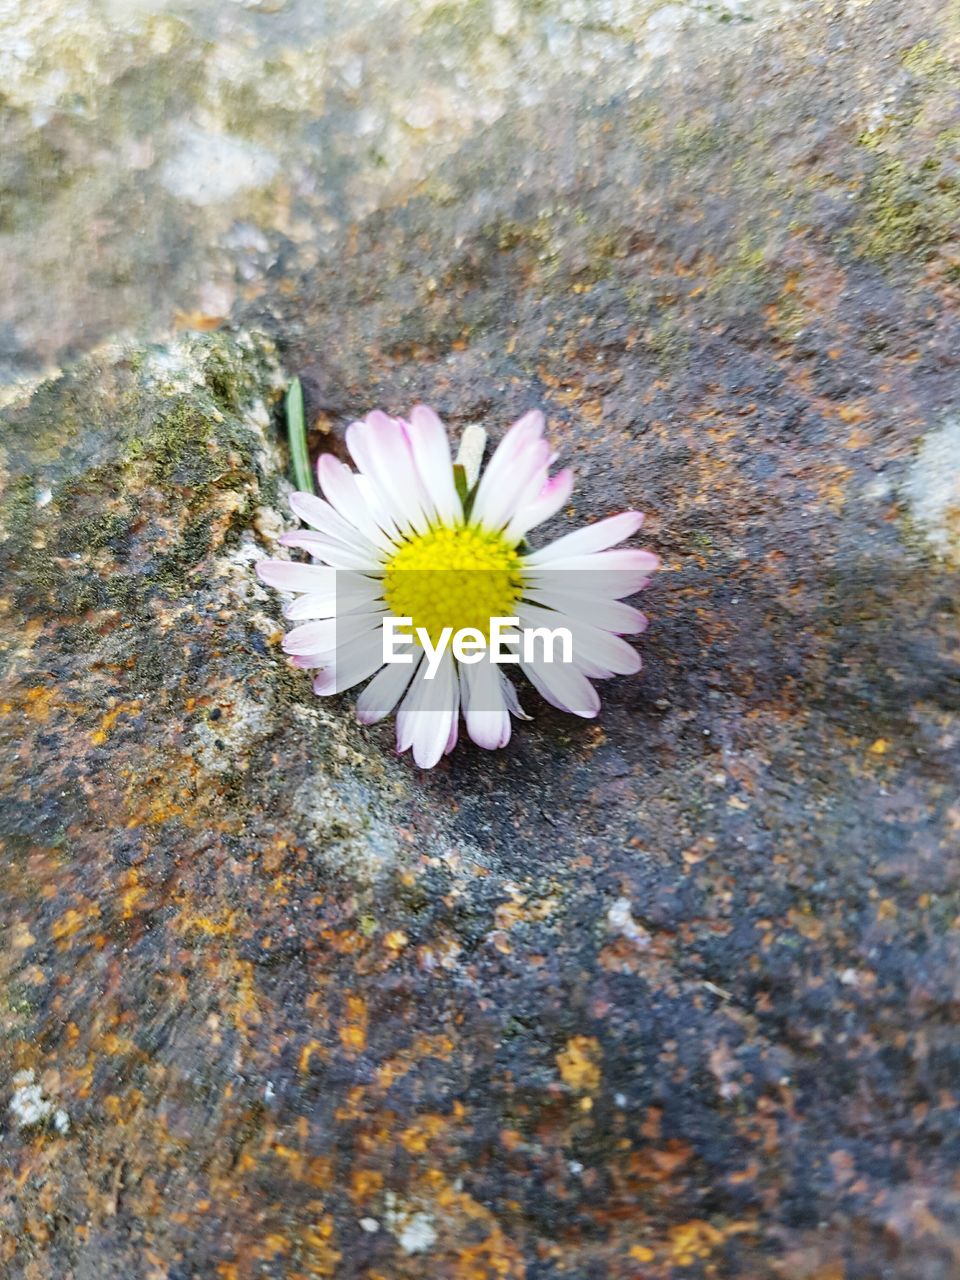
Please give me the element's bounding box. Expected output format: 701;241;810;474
819;464;854;512
299;1214;341;1276
23;685;59;724
253;1234;289;1261
299;1040;326;1075
494;891;560;931
51;900;101;941
489;930;512;955
666;1218;753;1266
258;836;290;874
556;1036;602;1093
837;401;869;424
869;738;890;755
628;1244;655;1262
176;908;239;938
272;1143;305;1172
399;1113;448;1154
350;1168;384;1204
339;994;368;1053
649;1141;695;1177
124;794;188;828
101;1032;138;1056
375;1033;456;1090
843;427;874;451
90;700;141;746
120;870;149;918
416;1170;525;1280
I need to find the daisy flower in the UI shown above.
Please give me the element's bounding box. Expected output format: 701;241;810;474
257;407;658;768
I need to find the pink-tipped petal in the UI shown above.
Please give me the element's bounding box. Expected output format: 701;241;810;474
277;530;381;571
282;618;338;655
535;548;660;574
461;659;511;750
288;491;382;556
469;410;545;524
520;655;601;718
471;436;551;531
520;584;649;634
356;656;419;725
396;651;457;769
317;454;396;551
346;414;431;536
518;604;642;676
504;468;575;542
311;629;385;695
256;560;336;594
524;548;659;600
524;511;646;565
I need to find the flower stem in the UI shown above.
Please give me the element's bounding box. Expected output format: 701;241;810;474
285;377;315;494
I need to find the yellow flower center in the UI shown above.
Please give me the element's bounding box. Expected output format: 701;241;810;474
383;524;523;645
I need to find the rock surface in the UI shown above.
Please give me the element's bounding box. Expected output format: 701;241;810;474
2;0;960;1277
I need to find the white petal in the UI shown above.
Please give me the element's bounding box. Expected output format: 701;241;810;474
407;406;462;525
396;650;457;768
316;455;397;551
355;656;419;724
256;560;336;593
283;593;337;620
395;661;428;753
523;554;657;599
519;654;601;718
283;611;384;657
346;413;430;535
283;575;383;620
498;670;530;720
278;531;383;571
517;604;641;675
311;628;386;695
520;582;649;632
444;664;461;755
504;468;574;542
471;437;550;531
461;658;511;749
469;410;545;524
288;491;384;557
524;511;646;565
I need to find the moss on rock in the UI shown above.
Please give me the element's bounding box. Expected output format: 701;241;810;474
0;330;283;619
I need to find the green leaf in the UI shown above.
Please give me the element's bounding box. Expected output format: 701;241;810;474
285;377;315;494
453;463;481;520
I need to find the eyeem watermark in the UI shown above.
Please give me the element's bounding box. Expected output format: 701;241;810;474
383;616;573;680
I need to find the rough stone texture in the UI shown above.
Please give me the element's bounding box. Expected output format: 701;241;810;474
2;0;960;1278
